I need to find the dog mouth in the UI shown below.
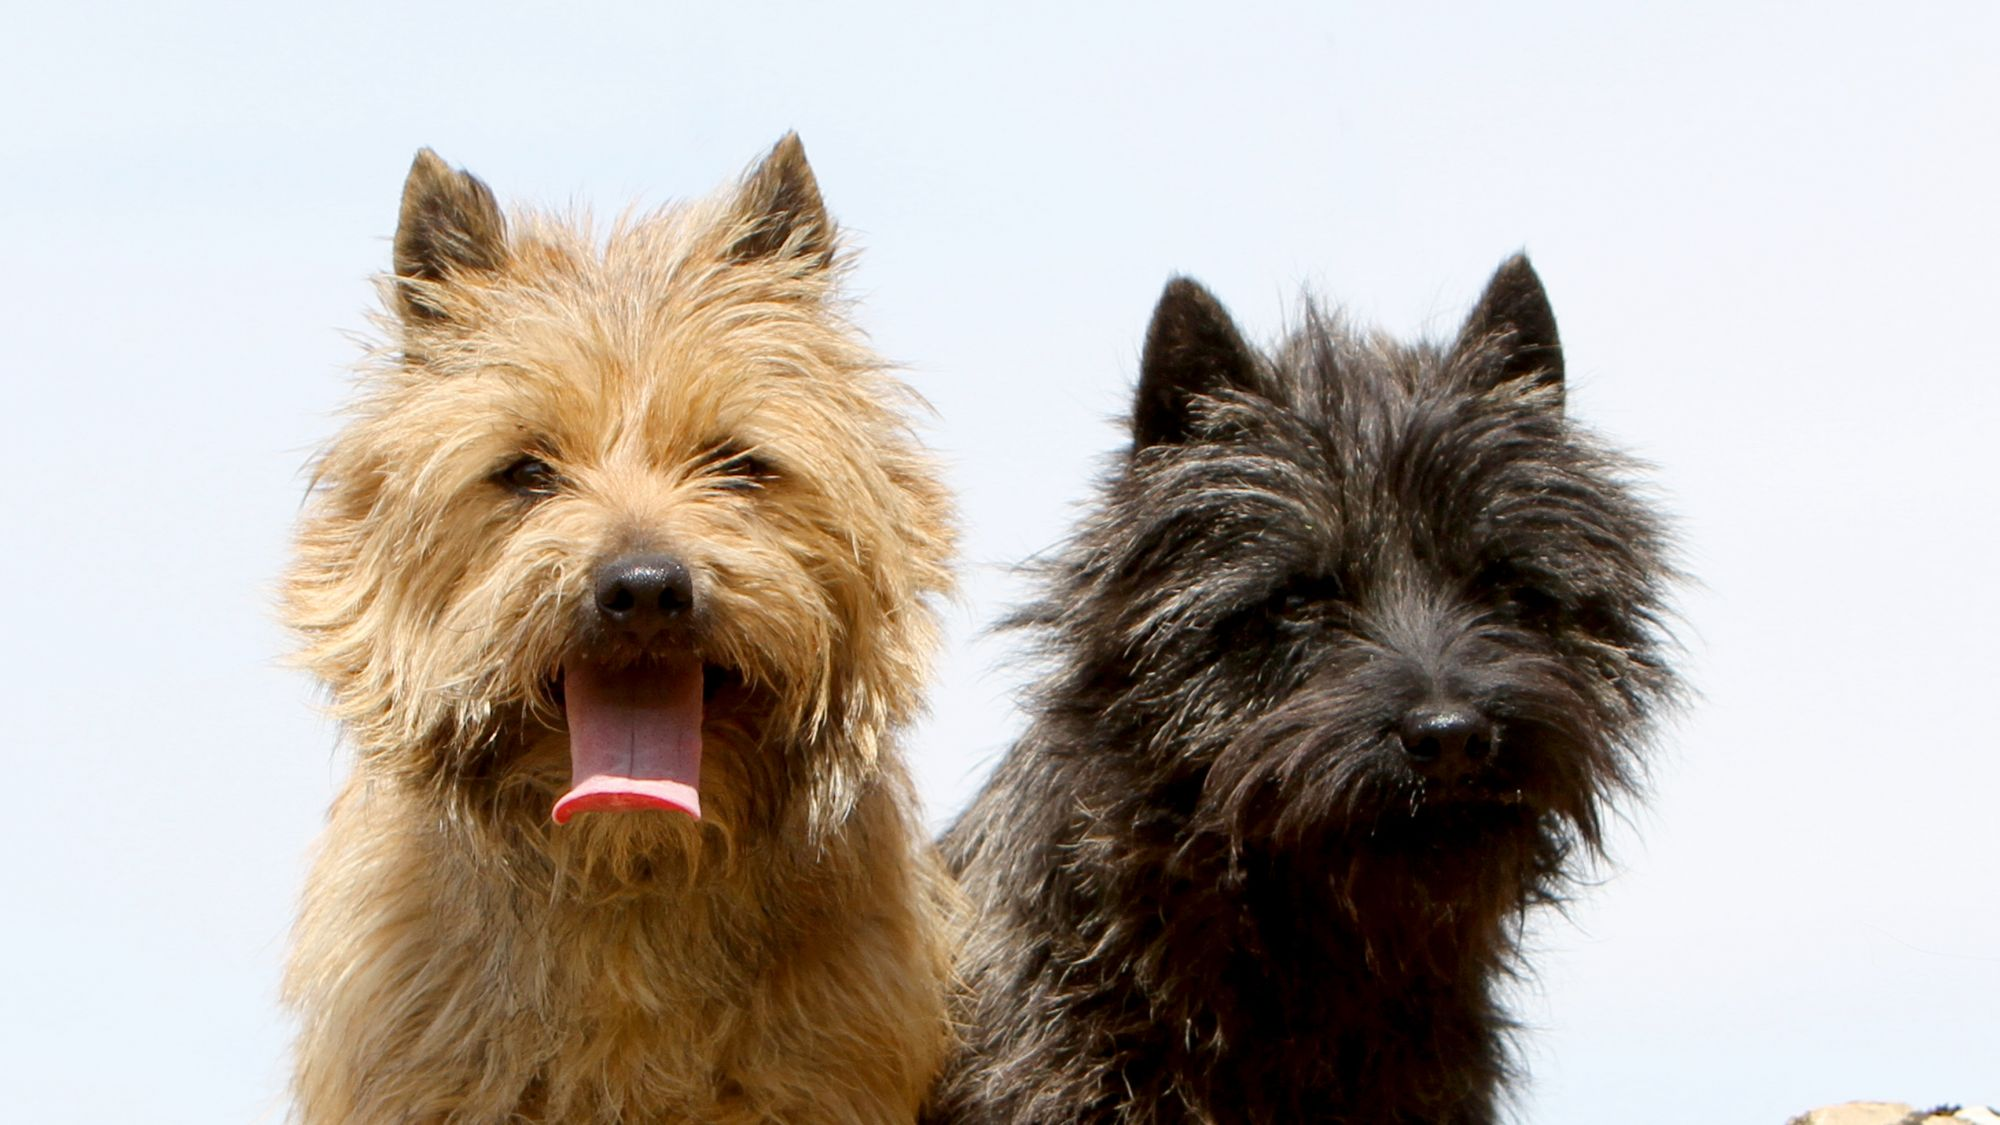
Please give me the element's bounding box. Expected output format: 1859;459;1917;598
1401;757;1537;813
548;655;730;825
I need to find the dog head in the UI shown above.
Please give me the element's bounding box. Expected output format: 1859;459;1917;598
288;138;953;862
1035;258;1678;922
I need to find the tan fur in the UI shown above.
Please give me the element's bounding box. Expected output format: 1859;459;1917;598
283;137;957;1123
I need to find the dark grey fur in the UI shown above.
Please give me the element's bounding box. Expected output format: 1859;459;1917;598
929;257;1680;1124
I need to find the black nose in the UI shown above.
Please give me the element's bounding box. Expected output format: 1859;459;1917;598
1398;703;1495;780
593;553;695;639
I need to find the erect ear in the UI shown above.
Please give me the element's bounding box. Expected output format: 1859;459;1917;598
393;149;508;324
726;132;834;269
1133;277;1260;448
1455;253;1564;408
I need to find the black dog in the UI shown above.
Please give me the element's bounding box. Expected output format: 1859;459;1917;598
930;257;1680;1124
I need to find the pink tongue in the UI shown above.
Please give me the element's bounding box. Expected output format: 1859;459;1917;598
553;655;704;824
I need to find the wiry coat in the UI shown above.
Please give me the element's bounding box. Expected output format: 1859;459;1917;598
929;259;1679;1124
284;137;957;1124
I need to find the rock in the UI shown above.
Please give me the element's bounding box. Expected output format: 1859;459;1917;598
1789;1105;2000;1125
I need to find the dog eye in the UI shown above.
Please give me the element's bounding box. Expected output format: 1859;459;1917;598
1478;560;1563;622
496;455;563;497
1269;575;1343;620
707;445;776;491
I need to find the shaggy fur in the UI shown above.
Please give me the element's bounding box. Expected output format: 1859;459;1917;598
284;136;957;1124
929;258;1680;1124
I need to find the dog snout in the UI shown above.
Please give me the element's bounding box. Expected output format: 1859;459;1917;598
1397;702;1495;781
593;553;695;640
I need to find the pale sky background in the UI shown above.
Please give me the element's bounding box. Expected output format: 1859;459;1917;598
2;2;1994;1122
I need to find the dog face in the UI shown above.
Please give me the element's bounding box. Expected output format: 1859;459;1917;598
1037;259;1677;903
287;139;953;854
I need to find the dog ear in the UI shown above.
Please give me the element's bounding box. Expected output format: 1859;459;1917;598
394;149;508;324
726;133;835;269
1455;253;1564;409
1134;278;1259;447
